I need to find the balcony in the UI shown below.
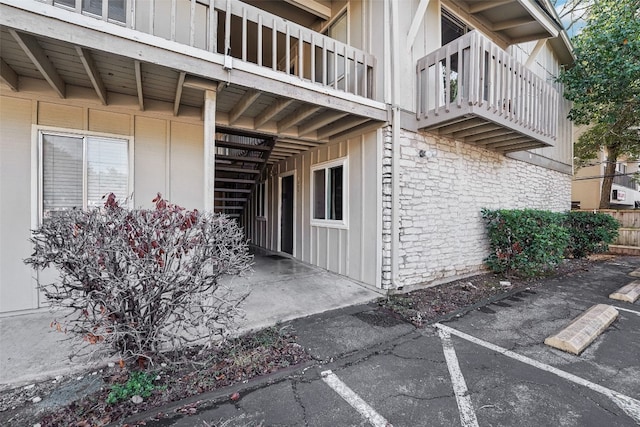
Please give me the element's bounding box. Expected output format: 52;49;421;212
37;0;376;100
1;0;386;150
416;30;558;154
613;173;639;191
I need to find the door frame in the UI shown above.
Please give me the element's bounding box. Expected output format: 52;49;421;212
277;170;296;256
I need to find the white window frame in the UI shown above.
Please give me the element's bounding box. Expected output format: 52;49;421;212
34;126;134;224
255;180;267;221
310;157;348;229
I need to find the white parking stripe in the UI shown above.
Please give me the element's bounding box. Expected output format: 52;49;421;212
434;323;640;424
612;306;640;316
321;370;392;427
437;328;480;427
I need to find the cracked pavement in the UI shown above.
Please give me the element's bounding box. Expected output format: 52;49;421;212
130;257;640;427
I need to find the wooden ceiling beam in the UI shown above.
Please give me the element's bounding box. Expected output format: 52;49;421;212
134;60;144;110
0;58;18;91
492;17;536;32
9;29;65;98
317;116;370;140
468;0;512;13
254;98;294;128
75;47;107;105
174;71;186;116
278;105;320;133
229;89;261;125
297;111;349;136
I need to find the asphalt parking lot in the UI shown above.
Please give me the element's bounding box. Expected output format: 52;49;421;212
129;257;640;427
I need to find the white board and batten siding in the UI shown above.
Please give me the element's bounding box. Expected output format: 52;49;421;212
245;131;381;288
0;89;205;313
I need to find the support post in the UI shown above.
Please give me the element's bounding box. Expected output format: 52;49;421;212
204;88;217;212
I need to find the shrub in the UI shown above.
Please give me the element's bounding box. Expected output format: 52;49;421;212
106;371;163;404
565;211;619;258
482;209;569;277
25;193;253;366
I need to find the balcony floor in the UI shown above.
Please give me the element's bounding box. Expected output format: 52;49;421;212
421;111;551;154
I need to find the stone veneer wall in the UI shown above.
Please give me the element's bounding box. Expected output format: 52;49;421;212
394;129;572;289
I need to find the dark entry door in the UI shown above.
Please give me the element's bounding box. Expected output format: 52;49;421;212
280;175;294;255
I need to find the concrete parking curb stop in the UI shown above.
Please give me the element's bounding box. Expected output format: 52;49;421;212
544;304;619;355
609;281;640;303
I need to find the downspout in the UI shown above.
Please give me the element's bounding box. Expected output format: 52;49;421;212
389;0;401;289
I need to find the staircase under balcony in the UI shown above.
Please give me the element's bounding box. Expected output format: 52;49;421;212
214;131;275;219
416;30;558;154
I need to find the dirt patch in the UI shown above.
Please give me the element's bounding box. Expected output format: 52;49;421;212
0;326;310;427
378;257;594;327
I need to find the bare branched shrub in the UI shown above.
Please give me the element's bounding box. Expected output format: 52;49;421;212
25;193;253;366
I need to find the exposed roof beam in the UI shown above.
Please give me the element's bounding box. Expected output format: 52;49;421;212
511;32;556;45
317;116;371;140
183;75;221;91
134;60;144;110
174;71;186;116
278;105;320;133
75;47;107;105
525;39;546;67
0;58;18;91
283;0;331;20
468;0;512;13
297;111;348;136
517;0;560;38
254;98;294;128
492;17;536;32
407;0;431;49
228;89;260;125
9;29;65;98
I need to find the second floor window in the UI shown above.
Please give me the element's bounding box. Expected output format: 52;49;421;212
54;0;126;23
442;9;470;45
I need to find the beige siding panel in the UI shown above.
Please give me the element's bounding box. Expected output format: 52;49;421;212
244;131;380;287
170;121;204;210
361;131;379;285
38;102;83;129
134;116;167;207
0;96;36;312
347;136;363;281
88;109;131;135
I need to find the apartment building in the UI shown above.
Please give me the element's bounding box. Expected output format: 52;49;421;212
0;0;573;313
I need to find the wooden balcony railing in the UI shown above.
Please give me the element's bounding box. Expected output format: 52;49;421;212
42;0;376;99
416;30;558;151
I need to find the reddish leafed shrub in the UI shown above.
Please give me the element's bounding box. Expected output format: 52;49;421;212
25;193;253;366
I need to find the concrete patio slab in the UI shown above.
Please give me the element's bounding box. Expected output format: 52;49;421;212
0;253;381;389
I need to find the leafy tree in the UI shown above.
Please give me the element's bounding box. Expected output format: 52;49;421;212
557;0;640;208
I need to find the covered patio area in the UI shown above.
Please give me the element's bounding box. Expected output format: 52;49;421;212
0;252;381;388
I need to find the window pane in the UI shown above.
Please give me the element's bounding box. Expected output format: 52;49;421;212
87;137;128;208
328;166;343;220
54;0;76;8
313;169;326;219
42;134;83;216
108;0;126;22
82;0;102;16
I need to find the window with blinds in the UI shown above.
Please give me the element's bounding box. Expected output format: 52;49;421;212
41;132;129;219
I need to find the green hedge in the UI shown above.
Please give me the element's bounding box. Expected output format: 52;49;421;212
565;211;619;258
481;209;620;277
482;209;569;277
